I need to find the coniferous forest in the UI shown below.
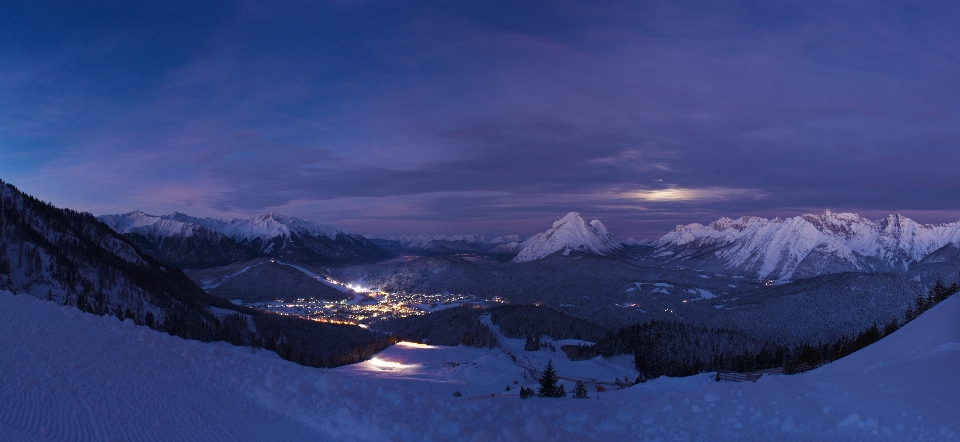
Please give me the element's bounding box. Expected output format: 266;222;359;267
381;307;499;347
576;279;960;379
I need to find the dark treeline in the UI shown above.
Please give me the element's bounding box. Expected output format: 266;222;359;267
578;278;960;380
488;305;608;342
577;321;775;378
380;303;611;348
221;311;398;367
377;303;612;349
381;307;498;347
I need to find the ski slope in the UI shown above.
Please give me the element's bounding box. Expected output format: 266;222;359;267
1;289;958;441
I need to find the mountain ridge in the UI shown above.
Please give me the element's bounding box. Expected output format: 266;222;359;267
99;211;392;269
650;210;960;279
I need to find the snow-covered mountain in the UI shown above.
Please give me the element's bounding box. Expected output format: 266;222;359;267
99;211;392;269
651;210;960;279
513;212;623;262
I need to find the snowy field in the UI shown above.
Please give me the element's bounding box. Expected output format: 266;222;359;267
332;315;638;400
1;289;958;441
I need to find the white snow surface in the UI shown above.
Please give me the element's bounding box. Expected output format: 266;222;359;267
2;289;958;441
99;211;343;242
513;212;623;262
655;210;960;279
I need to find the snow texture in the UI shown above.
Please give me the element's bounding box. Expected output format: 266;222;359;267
654;210;960;279
513;212;623;262
2;288;957;441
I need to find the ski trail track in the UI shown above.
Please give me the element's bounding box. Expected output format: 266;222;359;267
0;294;324;442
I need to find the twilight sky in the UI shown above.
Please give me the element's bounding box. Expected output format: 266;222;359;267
3;1;960;238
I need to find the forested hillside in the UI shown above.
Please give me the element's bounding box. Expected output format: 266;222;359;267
0;179;393;367
0;179;226;340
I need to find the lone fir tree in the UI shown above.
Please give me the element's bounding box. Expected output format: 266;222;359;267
572;380;588;399
537;360;560;397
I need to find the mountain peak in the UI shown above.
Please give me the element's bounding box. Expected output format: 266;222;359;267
513;213;622;262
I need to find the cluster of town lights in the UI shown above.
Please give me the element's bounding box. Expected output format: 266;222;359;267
241;288;496;326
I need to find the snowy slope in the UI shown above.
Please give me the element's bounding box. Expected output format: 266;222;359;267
2;289;958;441
513;212;623;262
653;210;960;279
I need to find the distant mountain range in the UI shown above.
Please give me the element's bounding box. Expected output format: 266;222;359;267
97;208;960;282
98;211;392;269
646;210;960;280
371;209;960;282
369;212;626;262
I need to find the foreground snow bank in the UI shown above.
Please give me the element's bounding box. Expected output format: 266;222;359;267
1;290;957;441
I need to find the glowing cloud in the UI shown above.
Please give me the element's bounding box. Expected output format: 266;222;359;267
625;187;765;202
